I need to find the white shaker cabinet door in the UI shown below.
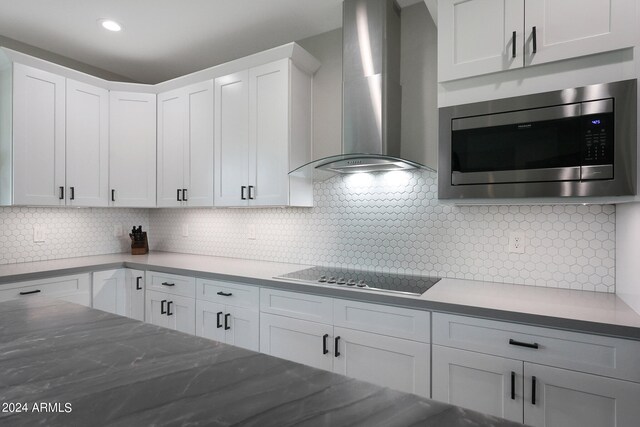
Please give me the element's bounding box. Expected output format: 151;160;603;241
157;90;185;207
524;0;637;67
438;0;525;82
432;345;523;423
109;91;157;207
524;363;640;427
260;312;333;371
195;299;227;343
333;327;430;398
224;305;259;352
165;293;196;335
214;70;250;207
145;290;170;329
93;269;128;316
248;59;289;206
126;269;146;322
66;79;109;207
12;63;66;206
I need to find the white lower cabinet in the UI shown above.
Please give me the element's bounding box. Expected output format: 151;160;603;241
0;273;91;306
196;300;259;351
145;289;195;334
432;313;640;426
92;269;145;321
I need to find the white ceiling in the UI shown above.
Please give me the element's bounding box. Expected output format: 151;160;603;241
0;0;424;84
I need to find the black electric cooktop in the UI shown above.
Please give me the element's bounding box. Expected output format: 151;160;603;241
277;266;441;296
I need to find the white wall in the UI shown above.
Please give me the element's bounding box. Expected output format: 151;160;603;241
616;203;640;312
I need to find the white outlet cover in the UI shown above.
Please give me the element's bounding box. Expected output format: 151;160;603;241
508;231;525;254
33;225;45;243
113;224;123;237
182;224;189;238
248;224;256;240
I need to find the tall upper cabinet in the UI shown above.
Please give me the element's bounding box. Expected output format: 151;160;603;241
109;91;157;207
157;80;214;207
438;0;638;82
214;56;318;207
1;62;109;206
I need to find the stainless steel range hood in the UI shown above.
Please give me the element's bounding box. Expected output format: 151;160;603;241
290;0;433;181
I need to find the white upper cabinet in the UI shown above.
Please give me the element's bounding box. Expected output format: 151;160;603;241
66;79;109;207
157;80;214;207
215;58;313;207
438;0;637;82
109;91;157;207
12;63;66;206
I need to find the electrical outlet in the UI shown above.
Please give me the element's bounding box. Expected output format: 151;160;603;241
33;225;45;243
247;224;256;240
182;224;189;238
508;231;525;254
113;224;123;237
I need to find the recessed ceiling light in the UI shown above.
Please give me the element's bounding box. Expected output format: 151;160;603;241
98;19;122;32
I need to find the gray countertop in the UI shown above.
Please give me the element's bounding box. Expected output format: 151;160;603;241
0;298;519;427
2;251;640;340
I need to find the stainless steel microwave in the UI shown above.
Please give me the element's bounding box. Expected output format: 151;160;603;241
438;80;637;200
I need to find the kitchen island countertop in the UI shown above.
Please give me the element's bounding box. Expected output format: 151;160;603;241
0;297;519;427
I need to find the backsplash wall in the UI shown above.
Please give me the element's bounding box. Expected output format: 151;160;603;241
0;207;149;265
150;170;616;293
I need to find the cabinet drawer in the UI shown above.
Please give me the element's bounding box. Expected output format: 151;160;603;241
334;299;430;343
0;274;91;306
146;271;195;298
433;313;640;382
260;288;332;324
196;278;259;308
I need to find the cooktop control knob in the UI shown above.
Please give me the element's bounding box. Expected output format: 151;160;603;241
346;279;356;286
328;277;337;284
318;276;327;283
337;277;346;285
356;280;367;288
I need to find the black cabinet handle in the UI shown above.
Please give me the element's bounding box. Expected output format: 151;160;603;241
334;336;341;357
224;313;231;330
161;300;167;314
69;186;75;200
509;339;539;349
167;301;173;316
511;371;516;400
217;291;232;297
161;282;175;287
19;289;41;296
111;189;116;202
531;376;537;405
217;311;223;328
512;31;516;58
59;186;64;200
248;185;255;200
182;188;188;201
136;276;142;290
322;334;329;355
532;26;537;53
241;186;247;200
177;189;182;202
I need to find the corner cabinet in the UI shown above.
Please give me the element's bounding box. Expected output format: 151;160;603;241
214;58;314;207
438;0;637;82
92;269;146;321
157;80;214;208
109;91;157;207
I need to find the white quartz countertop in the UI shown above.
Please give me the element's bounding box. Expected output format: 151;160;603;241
1;251;640;340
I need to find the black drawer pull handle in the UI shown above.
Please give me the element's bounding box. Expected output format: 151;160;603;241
511;371;515;400
512;31;516;58
532;26;537;53
241;186;247;200
177;189;182;202
167;301;173;316
532;376;537;405
224;313;231;330
70;186;75;200
111;189;116;202
161;282;175;287
182;188;188;201
322;334;329;355
136;276;143;290
248;185;255;200
161;300;167;314
19;289;41;296
217;291;232;297
334;336;341;357
217;311;223;328
59;186;64;200
509;339;539;349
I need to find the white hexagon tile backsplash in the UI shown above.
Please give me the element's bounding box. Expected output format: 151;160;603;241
0;207;149;265
150;170;616;293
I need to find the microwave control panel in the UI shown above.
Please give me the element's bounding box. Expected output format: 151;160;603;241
581;113;614;165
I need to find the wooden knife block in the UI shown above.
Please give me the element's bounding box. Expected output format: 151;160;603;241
131;232;149;255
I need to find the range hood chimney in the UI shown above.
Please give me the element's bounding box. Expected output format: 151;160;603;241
290;0;432;180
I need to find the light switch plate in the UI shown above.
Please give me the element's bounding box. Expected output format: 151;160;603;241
33;225;45;243
248;224;256;240
113;224;123;237
182;224;189;238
